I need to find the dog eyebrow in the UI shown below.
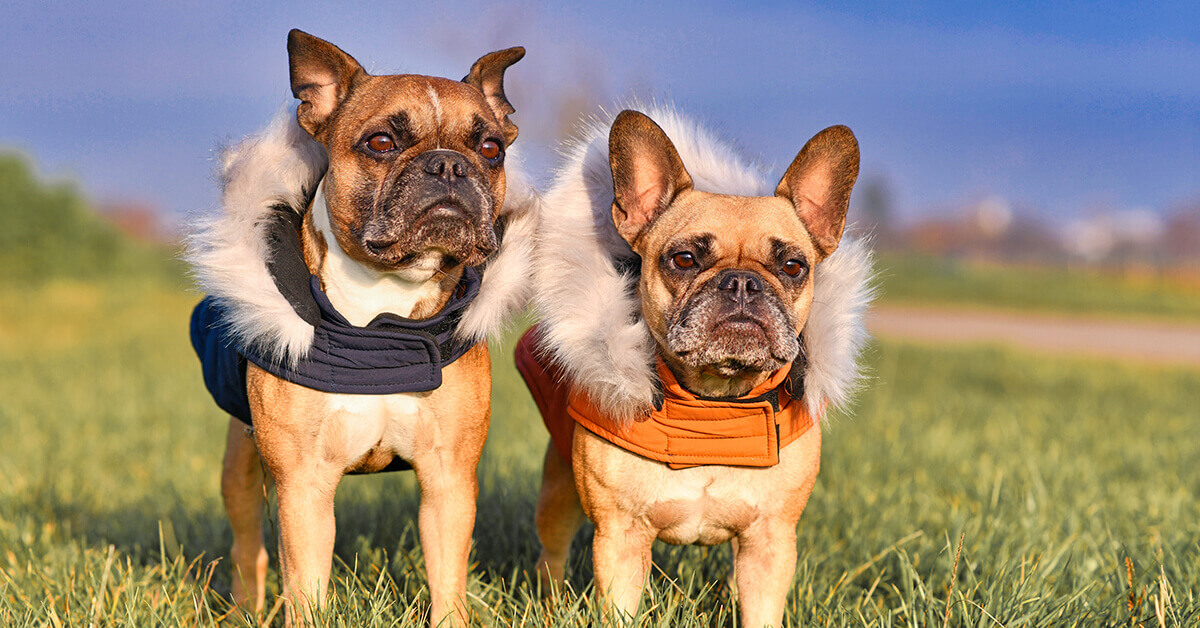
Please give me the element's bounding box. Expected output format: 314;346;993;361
469;115;494;146
386;112;415;148
667;234;713;257
770;238;804;262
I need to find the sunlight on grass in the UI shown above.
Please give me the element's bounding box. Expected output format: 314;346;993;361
1;278;1197;626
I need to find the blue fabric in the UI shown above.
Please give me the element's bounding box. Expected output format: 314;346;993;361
191;298;253;422
190;268;481;426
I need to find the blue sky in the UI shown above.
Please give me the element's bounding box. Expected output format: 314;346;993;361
1;1;1197;226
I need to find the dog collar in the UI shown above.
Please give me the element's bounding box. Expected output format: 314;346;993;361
514;326;815;470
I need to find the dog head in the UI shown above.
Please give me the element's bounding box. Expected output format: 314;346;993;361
287;29;523;276
608;110;859;397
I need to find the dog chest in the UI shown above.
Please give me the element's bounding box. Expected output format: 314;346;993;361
579;427;821;545
323;392;430;467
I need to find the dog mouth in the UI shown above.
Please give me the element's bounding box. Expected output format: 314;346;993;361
711;315;768;339
359;197;496;266
417;201;470;220
669;309;798;378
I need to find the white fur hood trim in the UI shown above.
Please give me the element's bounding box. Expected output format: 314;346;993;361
533;104;875;421
186;109;539;364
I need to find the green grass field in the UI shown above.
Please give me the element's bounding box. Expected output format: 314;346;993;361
1;275;1197;627
877;254;1200;320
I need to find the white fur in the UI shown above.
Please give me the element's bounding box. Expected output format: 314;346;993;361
426;84;444;138
186;109;539;362
310;183;442;324
801;235;876;417
455;152;541;344
533;103;875;421
187;110;326;364
325;392;425;466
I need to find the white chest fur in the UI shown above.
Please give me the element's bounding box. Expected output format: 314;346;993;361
310;184;442;326
324;392;430;466
309;182;446;464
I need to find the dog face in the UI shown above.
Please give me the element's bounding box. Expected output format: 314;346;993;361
287;29;524;274
608;110;859;395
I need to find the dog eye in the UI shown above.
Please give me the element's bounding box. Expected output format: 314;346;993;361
781;259;807;277
366;133;396;153
671;251;697;270
480;139;503;161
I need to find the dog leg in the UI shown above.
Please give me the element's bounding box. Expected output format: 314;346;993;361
728;536;740;596
221;417;270;612
591;520;654;622
733;520;798;628
271;461;341;624
414;459;479;628
534;442;585;586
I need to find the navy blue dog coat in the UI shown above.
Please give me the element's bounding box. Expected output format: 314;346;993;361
190;208;482;471
190;271;479;423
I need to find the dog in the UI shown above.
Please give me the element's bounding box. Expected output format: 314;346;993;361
516;107;873;627
188;29;534;626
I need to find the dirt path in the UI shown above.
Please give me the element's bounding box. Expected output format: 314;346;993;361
868;305;1200;366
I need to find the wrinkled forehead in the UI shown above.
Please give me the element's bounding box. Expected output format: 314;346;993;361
649;192;818;258
331;75;499;139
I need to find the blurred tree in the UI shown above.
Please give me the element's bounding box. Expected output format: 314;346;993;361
0;152;173;283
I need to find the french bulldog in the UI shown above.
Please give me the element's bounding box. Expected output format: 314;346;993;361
216;30;524;626
526;109;859;627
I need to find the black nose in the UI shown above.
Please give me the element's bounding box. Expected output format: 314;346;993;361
716;270;763;305
421;150;470;182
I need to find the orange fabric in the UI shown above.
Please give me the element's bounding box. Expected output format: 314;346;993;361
515;325;815;469
514;326;575;463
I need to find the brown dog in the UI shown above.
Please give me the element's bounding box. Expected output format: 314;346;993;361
527;110;859;627
209;30;524;626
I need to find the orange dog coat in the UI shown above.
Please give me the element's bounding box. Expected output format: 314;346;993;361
514;325;814;469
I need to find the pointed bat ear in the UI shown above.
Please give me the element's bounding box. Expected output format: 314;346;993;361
608;110;695;246
775;125;860;260
287;29;365;141
462;47;525;145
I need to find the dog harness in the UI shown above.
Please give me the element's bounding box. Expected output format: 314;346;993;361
189;209;480;429
515;325;815;469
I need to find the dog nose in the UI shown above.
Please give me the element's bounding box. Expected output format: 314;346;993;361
421;150;470;182
716;270;763;304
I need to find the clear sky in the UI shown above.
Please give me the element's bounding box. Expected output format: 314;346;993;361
1;1;1197;226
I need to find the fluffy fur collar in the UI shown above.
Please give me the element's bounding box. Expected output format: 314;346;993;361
533;104;875;422
186;110;540;365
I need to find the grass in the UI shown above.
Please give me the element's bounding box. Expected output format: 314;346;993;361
1;275;1198;626
877;253;1200;320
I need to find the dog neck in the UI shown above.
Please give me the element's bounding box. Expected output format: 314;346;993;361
304;182;460;326
654;334;778;398
669;359;774;399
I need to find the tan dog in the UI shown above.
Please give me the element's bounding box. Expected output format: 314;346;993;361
530;110;859;627
213;30;524;626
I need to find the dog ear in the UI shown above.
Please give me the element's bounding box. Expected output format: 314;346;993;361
609;110;694;246
288;29;365;141
462;47;525;145
775;125;859;260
